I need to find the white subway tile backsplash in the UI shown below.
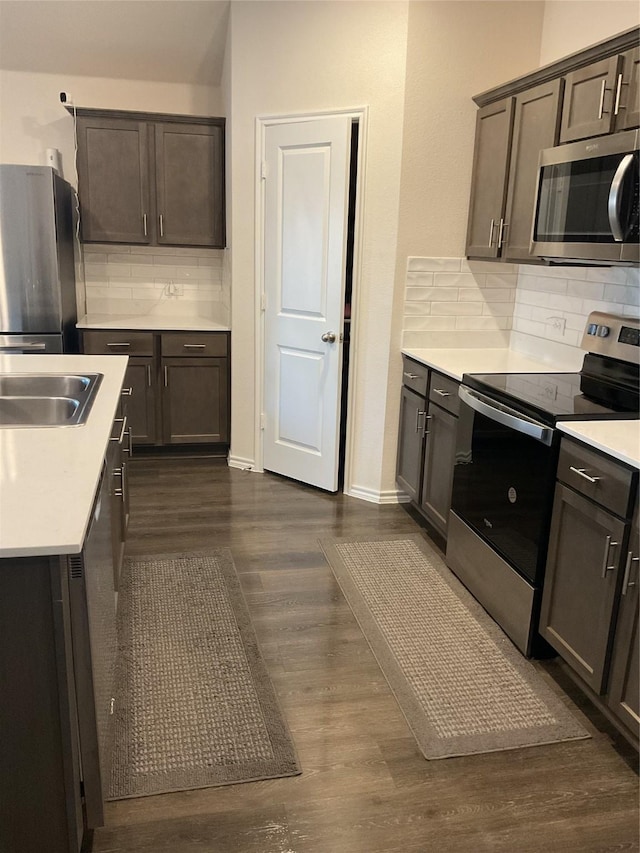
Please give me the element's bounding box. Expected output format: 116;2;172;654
80;244;229;323
402;257;638;350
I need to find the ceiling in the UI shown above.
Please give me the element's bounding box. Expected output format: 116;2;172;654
0;1;230;86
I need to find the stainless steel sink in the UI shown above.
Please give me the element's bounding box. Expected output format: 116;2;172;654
0;372;103;427
0;374;93;398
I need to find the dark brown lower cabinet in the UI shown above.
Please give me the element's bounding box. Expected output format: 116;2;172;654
540;483;626;694
396;358;459;540
125;356;157;445
607;502;640;734
82;329;230;448
420;402;457;536
161;357;229;444
540;438;638;744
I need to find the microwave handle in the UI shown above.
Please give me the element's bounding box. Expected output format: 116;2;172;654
459;385;554;446
608;154;634;242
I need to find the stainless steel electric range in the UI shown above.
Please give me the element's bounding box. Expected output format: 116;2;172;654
446;312;640;657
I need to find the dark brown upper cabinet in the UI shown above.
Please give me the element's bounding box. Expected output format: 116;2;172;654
466;81;563;262
465;98;515;260
75;109;225;248
560;47;640;142
466;27;639;264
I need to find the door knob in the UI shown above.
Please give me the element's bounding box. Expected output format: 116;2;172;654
321;331;336;343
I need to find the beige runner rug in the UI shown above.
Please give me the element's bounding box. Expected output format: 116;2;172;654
320;534;590;759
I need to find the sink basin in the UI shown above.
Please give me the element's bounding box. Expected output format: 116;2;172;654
0;373;94;398
0;373;103;427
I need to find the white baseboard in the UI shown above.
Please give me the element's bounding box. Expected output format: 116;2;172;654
228;455;255;471
346;484;410;504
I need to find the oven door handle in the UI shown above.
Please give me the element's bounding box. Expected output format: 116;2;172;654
608;153;634;242
458;385;554;446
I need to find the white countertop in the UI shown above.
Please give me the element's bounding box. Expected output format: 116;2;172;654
78;314;230;332
401;347;583;381
558;420;640;469
0;354;128;558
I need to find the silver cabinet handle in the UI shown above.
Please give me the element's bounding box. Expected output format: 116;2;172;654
598;79;608;119
121;386;133;396
183;343;206;349
125;426;133;457
108;342;130;348
622;550;639;595
0;342;46;351
423;413;432;437
432;388;450;398
113;467;124;497
488;218;495;247
614;73;627;115
415;409;426;433
321;331;336;343
164;365;168;386
608;154;634;242
159;213;164;237
601;535;619;578
569;466;601;484
110;416;127;445
497;218;508;249
403;371;419;381
143;213;148;236
147;363;152;387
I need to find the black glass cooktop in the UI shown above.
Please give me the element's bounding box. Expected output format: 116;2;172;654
462;371;640;426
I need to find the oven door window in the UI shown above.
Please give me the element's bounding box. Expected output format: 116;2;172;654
535;152;638;244
451;403;556;585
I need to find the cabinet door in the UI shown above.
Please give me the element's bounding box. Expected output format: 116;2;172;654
615;46;640;131
76;116;151;244
465;98;515;259
154;121;225;248
540;483;626;694
420;402;457;537
396;385;427;502
502;79;563;261
607;507;639;737
161;357;229;444
559;56;621;142
125;356;157;445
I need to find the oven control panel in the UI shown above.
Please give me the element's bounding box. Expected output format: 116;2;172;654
582;311;640;362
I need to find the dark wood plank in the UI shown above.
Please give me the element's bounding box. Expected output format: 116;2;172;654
92;456;639;853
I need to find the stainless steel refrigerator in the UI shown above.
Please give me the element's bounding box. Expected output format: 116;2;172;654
0;164;79;353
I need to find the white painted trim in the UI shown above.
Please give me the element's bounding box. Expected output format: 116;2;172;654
346;484;408;505
228;455;256;471
254;107;369;494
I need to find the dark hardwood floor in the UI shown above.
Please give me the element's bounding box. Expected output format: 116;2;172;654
92;456;639;853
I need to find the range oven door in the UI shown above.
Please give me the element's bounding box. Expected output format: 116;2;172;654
451;386;558;587
531;129;639;264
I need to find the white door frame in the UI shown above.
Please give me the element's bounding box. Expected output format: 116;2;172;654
254;107;368;494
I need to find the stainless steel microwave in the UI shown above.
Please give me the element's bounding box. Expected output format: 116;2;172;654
531;129;639;265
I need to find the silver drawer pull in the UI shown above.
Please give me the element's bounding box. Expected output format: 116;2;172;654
110;416;127;445
569;466;600;484
423;414;432;437
183;343;206;349
433;388;450;397
403;371;419;380
108;342;131;348
601;535;619;578
622;551;639;595
415;409;426;433
121;386;133;397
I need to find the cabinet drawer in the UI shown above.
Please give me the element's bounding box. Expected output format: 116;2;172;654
557;438;636;517
401;356;429;397
82;330;154;356
428;371;460;416
160;331;229;358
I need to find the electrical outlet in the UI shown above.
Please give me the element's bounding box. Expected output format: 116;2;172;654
547;316;566;334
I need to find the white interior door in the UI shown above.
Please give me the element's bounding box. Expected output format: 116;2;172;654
262;116;352;491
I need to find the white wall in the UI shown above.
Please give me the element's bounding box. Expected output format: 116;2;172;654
0;68;222;182
540;1;639;65
227;1;410;499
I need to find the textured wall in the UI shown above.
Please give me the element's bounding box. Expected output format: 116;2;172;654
540;1;639;65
